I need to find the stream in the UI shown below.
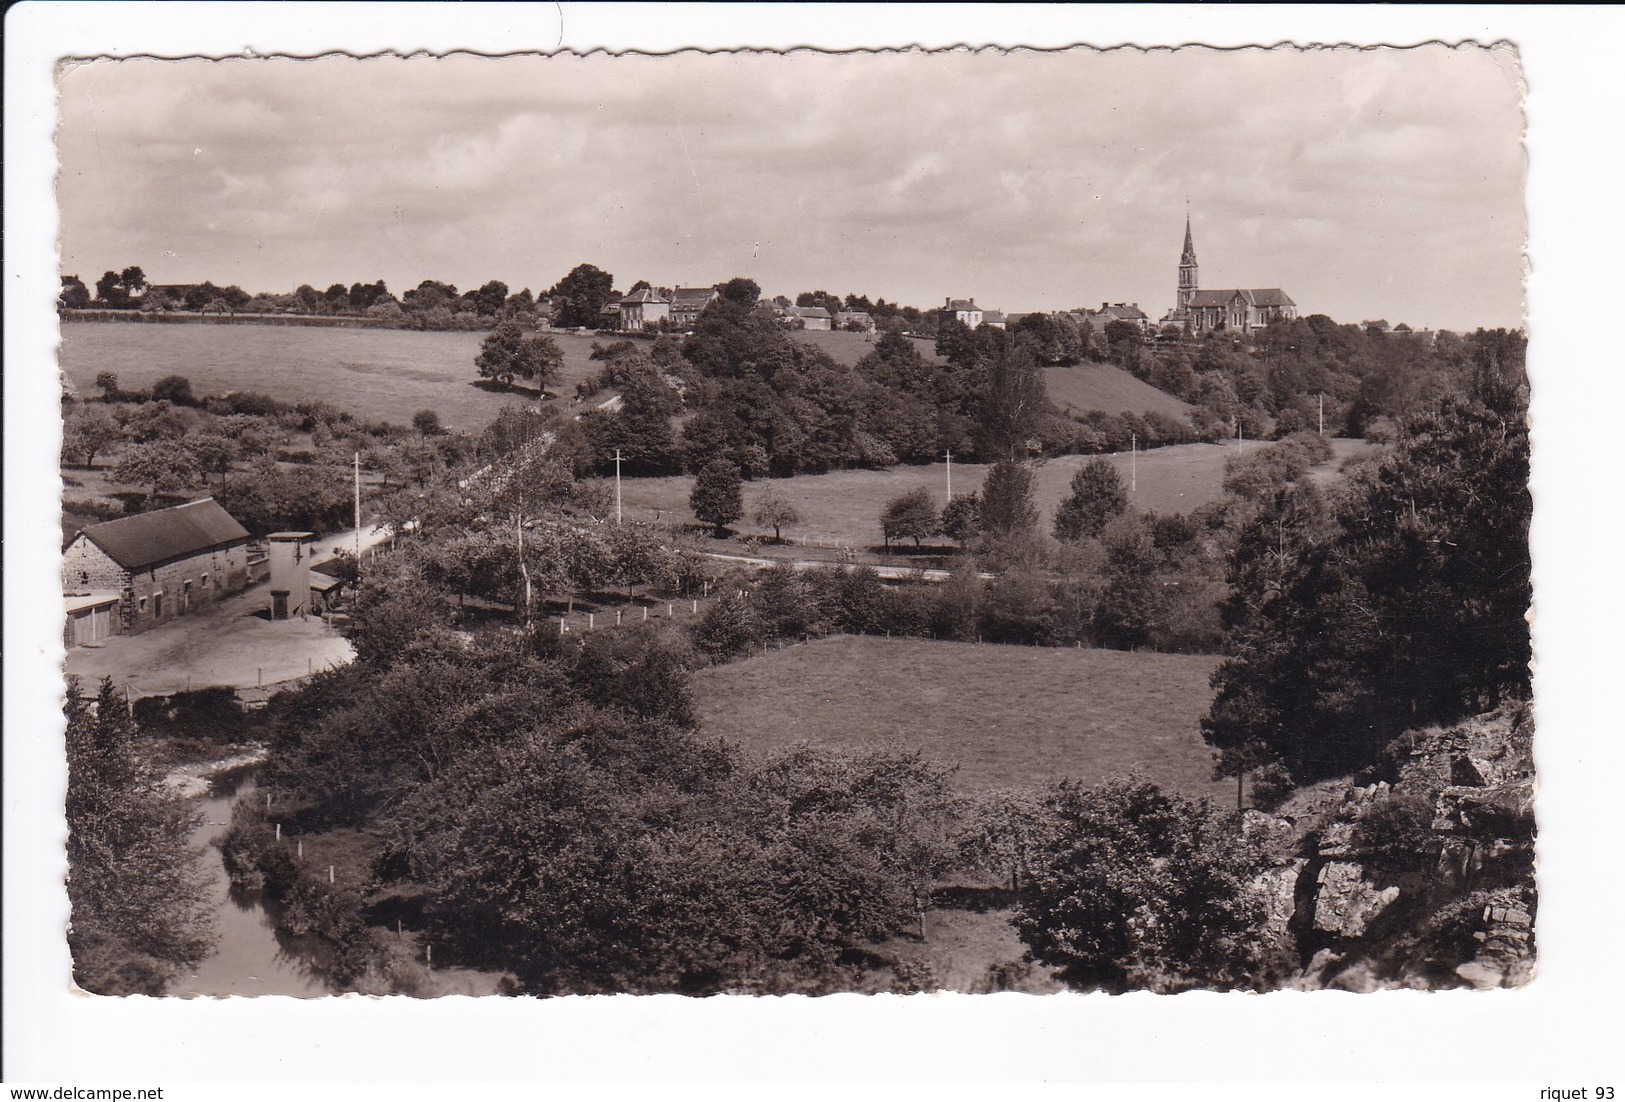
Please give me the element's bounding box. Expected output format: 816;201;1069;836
168;775;336;998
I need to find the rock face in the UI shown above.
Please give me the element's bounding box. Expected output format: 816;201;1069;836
1456;902;1536;989
1311;861;1400;938
1265;704;1536;990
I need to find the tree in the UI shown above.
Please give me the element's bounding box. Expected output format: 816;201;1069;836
65;678;215;994
978;459;1038;540
751;488;802;542
60;274;91;309
690;459;743;536
412;409;444;437
184;432;242;482
150;374;196;406
95;271;129;308
94;372;121;399
978;344;1048;459
938;492;981;548
112;441;201;499
1016;776;1266;993
880;486;938;550
475;322;564;392
119;266;147;296
550;263;616;328
717;277;761;308
1204;362;1531;781
62;407;119;467
1053;457;1128;542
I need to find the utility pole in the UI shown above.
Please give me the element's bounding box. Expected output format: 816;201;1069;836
516;513;532;626
353;451;362;558
613;448;624;524
1130;433;1137;494
943;448;953;503
1319;393;1325;437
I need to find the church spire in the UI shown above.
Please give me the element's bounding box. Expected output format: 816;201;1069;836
1178;208;1198;312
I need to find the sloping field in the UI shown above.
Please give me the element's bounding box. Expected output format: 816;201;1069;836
58;322;607;432
622;437;1375;543
1043;361;1193;419
793;328;944;367
695;635;1228;801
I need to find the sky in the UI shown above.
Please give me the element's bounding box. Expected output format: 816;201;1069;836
56;45;1526;331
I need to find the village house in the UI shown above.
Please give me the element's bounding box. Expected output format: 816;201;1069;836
942;298;983;327
669;287;721;328
981;309;1008;330
834;310;875;333
62;497;252;639
1086;302;1151;335
617;287;671;331
793;306;833;331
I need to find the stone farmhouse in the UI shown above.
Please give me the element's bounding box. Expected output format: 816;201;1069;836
942;298;983;327
618;287;670;331
793;306;833;331
834;310;876;333
62;497;252;639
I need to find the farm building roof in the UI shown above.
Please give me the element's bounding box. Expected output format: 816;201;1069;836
620;288;668;305
795;306;833;319
77;498;250;572
671;287;720;306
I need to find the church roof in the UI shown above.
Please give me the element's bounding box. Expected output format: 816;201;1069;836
1182;214;1196;263
1187;289;1296;308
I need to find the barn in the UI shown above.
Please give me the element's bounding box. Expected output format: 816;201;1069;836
62;497;252;638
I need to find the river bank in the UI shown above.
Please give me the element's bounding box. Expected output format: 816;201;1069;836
166;752;510;998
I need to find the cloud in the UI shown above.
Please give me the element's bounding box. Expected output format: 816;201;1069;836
56;46;1525;329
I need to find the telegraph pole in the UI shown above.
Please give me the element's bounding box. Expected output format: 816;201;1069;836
1319;393;1325;437
943;448;953;503
1130;433;1137;493
613;448;624;524
353;451;362;558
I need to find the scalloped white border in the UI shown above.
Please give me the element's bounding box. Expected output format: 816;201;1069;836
6;3;1619;1091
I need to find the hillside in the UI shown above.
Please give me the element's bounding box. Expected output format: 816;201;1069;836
1043;361;1193;419
695;635;1227;800
792;328;944;367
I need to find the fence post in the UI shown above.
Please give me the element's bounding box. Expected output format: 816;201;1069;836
616;609;623;626
588;613;595;630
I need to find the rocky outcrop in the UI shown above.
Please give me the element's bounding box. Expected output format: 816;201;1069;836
1311;861;1401;939
1261;704;1535;990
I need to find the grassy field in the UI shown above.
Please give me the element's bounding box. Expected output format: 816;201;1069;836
619;437;1373;546
1043;361;1193;419
59;322;610;432
695;635;1228;801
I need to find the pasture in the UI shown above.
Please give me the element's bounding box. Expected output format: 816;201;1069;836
1043;361;1193;419
618;438;1371;546
694;635;1229;801
58;322;609;432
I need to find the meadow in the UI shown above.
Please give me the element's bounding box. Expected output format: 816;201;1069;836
58;322;608;431
694;634;1230;801
620;437;1373;545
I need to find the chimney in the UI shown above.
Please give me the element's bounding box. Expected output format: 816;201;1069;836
1102;302;1109;311
945;297;952;309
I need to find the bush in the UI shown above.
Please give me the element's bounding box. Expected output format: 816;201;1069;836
132;688;250;746
1249;761;1296;812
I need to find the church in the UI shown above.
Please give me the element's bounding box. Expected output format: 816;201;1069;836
1166;215;1298;334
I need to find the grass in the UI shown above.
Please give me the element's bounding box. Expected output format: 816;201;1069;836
790;328;945;367
619;437;1373;546
694;635;1229;801
59;322;611;432
1043;361;1194;419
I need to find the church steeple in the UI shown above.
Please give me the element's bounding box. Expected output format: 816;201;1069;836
1178;209;1198;312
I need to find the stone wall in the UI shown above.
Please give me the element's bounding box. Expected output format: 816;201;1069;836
62;538;251;635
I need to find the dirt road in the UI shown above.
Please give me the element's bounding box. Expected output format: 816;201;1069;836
62;524;392;696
